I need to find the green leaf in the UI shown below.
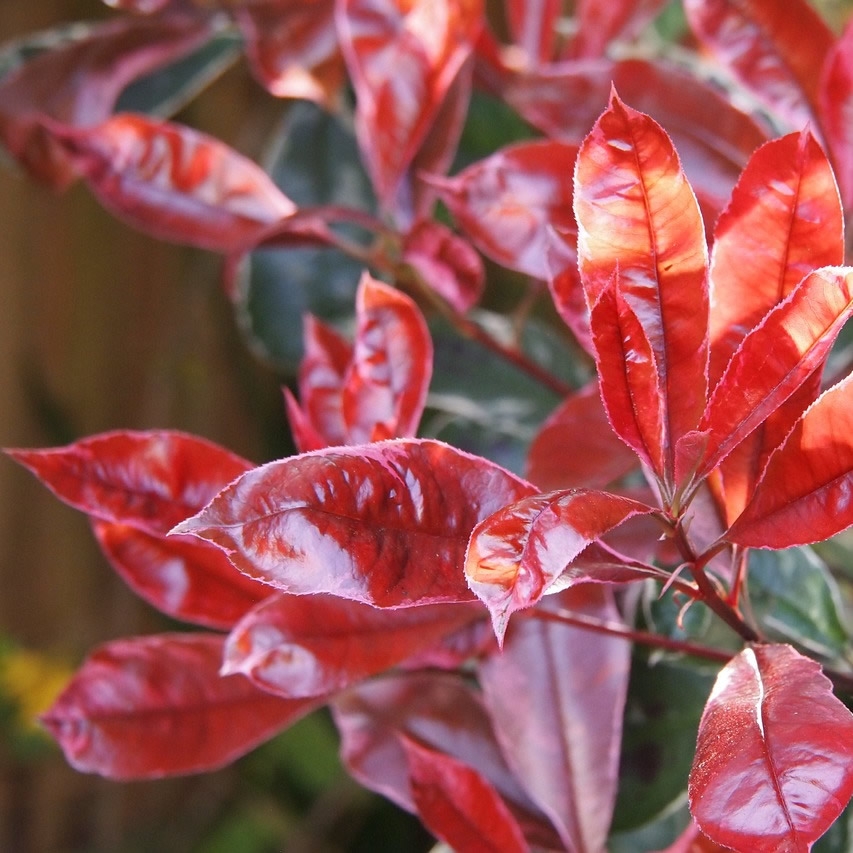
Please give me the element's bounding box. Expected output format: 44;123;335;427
234;101;376;373
115;29;241;118
612;655;717;832
746;546;852;664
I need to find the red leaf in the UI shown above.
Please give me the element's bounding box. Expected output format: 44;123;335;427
424;140;578;280
683;0;833;130
466;488;653;642
727;373;853;548
819;20;853;210
336;0;483;220
525;382;638;491
331;671;559;846
401;220;484;312
342;274;432;443
47;114;296;251
0;12;212;187
504;59;768;219
574;91;709;490
6;430;252;534
504;0;562;65
478;587;631;853
286;274;433;448
289;315;353;451
708;130;844;385
588;279;667;478
699;267;853;480
40;633;321;779
688;644;853;852
401;736;530;853
237;0;345;106
173;439;536;606
223;593;480;697
92;521;268;630
569;0;669;60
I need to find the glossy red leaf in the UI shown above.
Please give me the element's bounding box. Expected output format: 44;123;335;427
336;0;483;219
683;0;833;130
569;0;669;60
478;587;631;853
708;130;844;385
174;439;536;606
400;736;530;853
223;593;479;697
237;0;345;106
424;140;578;280
401;220;484;312
289;314;353;451
47;114;296;252
7;430;252;534
727;373;853;548
331;671;559;846
688;644;853;852
41;633;321;779
466;488;654;642
0;12;212;187
342;274;433;443
699;268;853;480
92;520;268;630
574;92;709;489
504;59;768;219
819;20;853;210
588;276;667;478
525;382;639;491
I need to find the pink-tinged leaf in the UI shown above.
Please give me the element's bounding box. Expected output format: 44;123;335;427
699;268;853;479
574;91;709;489
46;114;296;252
569;0;669;59
236;0;345;106
336;0;483;220
727;373;853;548
709;130;844;385
656;819;731;852
504;59;768;219
0;12;212;187
342;274;433;443
504;0;562;65
332;671;560;848
173;439;536;607
401;220;484;312
399;616;496;671
525;382;638;491
688;644;853;852
41;633;321;779
819;20;853;210
291;315;353;450
424;140;578;280
479;587;631;853
466;488;654;642
6;430;252;534
92;521;268;630
223;593;480;697
400;736;530;853
683;0;833;130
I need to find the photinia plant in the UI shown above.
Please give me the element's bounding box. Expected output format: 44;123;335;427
6;1;853;851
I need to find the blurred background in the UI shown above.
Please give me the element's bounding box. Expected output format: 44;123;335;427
0;2;434;850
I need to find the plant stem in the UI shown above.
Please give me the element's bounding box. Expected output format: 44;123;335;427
527;607;734;664
671;519;761;642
